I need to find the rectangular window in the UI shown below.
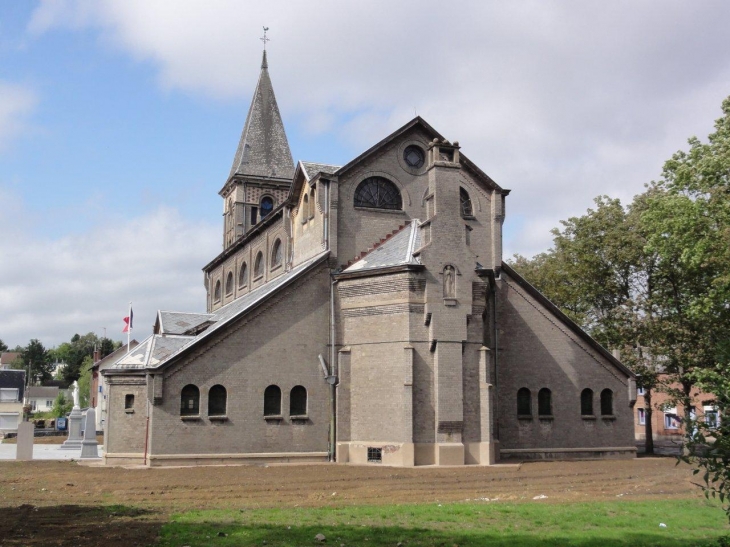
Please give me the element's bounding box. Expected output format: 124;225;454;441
367;447;383;463
638;408;645;425
704;406;720;428
664;408;679;430
250;207;258;226
0;388;19;402
46;400;53;407
125;394;134;409
0;413;20;429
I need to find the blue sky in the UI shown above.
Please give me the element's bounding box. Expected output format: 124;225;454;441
1;1;729;348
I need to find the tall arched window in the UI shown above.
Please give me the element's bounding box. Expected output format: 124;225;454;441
208;385;227;416
354;177;402;210
260;196;274;219
264;385;281;416
254;251;264;278
517;388;531;416
309;188;316;219
180;384;200;416
581;388;594;416
271;239;283;268
601;389;613;416
214;280;221;302
538;388;552;416
301;194;309;224
290;385;307;416
460;187;473;217
238;262;248;287
225;272;233;295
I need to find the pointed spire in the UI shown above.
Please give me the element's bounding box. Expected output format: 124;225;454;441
228;50;293;180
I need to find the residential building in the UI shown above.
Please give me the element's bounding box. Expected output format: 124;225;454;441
0;370;25;433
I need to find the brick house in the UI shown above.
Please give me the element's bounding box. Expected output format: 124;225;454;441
634;378;719;448
102;50;637;467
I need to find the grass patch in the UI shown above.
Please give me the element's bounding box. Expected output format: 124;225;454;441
160;498;729;546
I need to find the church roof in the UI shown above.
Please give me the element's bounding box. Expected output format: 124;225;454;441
300;161;341;181
228;51;294;181
157;311;214;335
108;250;330;373
343;220;422;273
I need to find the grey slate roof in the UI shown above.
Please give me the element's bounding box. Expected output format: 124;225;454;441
229;51;294;180
300;161;341;181
158;311;214;335
0;369;25;400
27;386;59;398
109;251;330;372
344;220;422;273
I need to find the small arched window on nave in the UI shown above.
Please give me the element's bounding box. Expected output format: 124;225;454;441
208;385;227;417
271;239;283;269
517;388;531;416
254;251;264;278
214;280;221;302
238;262;248;287
225;272;233;295
260;196;274;219
180;384;200;416
601;389;613;416
538;388;552;416
264;385;281;416
581;388;594;416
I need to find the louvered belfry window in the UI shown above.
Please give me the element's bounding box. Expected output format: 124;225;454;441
354;177;402;210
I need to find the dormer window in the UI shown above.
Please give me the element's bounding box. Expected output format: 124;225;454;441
260;196;274;219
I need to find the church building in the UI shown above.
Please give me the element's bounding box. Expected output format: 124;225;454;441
102;50;637;467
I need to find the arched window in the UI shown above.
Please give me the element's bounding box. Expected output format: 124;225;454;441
214;280;221;302
260;196;274;219
517;388;531;416
208;385;227;416
460;187;473;217
180;384;199;416
290;385;307;416
301;194;309;224
254;251;264;278
581;388;594;416
354;177;402;210
238;262;248;287
264;385;281;416
538;388;552;416
271;239;283;268
601;389;613;416
309;188;316;219
225;272;233;295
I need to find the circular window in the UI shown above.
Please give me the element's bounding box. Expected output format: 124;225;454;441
403;145;425;168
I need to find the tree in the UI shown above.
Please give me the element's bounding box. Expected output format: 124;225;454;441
50;333;118;384
51;393;73;418
0;339;8;353
77;355;93;408
12;339;54;384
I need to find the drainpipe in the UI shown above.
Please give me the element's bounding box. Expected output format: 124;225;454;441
492;271;499;440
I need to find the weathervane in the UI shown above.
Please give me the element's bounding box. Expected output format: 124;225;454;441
261;26;270;50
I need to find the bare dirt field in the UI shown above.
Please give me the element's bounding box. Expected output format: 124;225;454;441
0;457;708;546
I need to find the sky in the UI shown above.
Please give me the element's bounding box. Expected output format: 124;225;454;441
1;1;729;349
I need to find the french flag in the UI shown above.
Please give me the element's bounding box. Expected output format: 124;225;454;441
122;307;133;333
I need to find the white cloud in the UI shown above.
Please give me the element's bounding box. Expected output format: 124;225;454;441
0;189;218;348
17;1;730;348
0;82;37;151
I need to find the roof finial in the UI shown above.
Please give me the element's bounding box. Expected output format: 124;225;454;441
260;26;270;69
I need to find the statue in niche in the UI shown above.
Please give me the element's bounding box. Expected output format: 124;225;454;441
443;265;455;298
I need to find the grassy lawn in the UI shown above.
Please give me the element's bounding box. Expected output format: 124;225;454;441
161;498;729;547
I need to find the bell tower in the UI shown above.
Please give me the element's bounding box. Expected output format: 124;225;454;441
218;43;294;249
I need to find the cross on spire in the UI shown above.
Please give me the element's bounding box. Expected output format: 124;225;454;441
261;26;270;50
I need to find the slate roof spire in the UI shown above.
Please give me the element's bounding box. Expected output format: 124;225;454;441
228;49;294;180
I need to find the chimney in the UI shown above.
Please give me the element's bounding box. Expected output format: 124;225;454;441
93;349;100;363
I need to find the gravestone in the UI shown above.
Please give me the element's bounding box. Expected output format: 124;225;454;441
16;422;34;460
80;407;100;459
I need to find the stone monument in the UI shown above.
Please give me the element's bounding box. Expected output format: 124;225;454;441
15;421;34;460
60;381;83;450
80;407;100;458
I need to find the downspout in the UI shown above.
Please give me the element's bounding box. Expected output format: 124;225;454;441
143;396;150;466
492;271;499;441
324;179;337;462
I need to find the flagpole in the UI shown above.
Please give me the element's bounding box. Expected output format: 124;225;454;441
127;301;132;351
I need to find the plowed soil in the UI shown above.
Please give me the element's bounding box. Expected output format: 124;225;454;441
0;457;704;546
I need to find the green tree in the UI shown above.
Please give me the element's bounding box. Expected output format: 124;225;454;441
12;339;54;384
0;339;8;353
50;332;118;384
77;355;93;408
51;393;73;418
